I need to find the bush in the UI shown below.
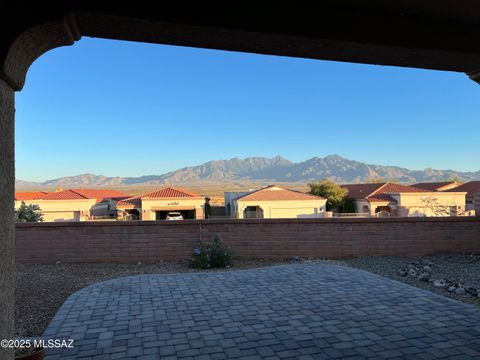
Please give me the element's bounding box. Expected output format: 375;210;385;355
308;180;348;211
15;201;43;222
191;234;232;269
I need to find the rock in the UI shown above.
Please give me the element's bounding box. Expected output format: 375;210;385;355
433;279;447;288
292;256;301;262
447;286;456;292
408;269;417;277
55;260;61;265
398;270;407;277
455;287;466;295
423;266;432;272
136;261;142;266
418;272;430;282
466;288;478;297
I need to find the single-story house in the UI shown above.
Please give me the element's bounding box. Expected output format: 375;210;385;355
15;189;130;221
444;181;480;213
341;182;467;217
230;185;327;219
116;187;205;220
69;189;130;218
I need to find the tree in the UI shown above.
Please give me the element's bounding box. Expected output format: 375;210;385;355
15;201;43;222
308;180;348;211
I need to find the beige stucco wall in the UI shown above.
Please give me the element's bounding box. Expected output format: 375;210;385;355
437;182;463;191
395;192;467;217
357;200;396;216
353;200;391;216
140;198;205;220
15;199;96;221
236;199;327;219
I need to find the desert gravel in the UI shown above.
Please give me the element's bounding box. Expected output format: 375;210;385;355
339;254;480;307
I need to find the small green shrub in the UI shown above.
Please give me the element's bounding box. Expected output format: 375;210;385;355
191;234;232;269
15;201;43;222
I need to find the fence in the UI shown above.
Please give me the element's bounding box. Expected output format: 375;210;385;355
332;212;371;218
15;217;480;263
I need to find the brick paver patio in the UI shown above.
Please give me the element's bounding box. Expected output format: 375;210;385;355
42;263;480;359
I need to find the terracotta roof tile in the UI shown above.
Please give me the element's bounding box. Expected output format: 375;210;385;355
41;190;89;200
366;193;396;202
342;182;429;203
117;187;201;209
71;189;130;203
341;183;385;200
379;183;430;194
14;191;48;201
445;181;480;199
411;181;461;191
237;185;324;202
141;187;200;199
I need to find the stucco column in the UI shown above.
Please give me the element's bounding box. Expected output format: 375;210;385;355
141;210;152;221
0;78;15;360
196;207;204;220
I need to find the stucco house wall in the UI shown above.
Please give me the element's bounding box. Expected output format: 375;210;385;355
140;198;205;220
235;199;327;219
15;199;97;222
396;192;467;217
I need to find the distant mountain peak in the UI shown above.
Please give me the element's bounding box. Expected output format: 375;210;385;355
324;154;344;160
15;154;480;188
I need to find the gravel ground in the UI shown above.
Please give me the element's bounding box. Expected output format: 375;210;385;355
338;254;480;308
15;259;288;337
16;254;480;337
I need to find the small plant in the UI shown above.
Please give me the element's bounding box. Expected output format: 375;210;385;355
15;201;43;222
191;233;232;269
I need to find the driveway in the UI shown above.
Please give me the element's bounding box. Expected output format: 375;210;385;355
43;263;480;359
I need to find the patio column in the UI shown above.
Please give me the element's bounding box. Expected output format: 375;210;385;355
0;78;15;360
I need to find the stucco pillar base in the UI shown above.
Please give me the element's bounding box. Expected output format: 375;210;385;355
0;78;15;360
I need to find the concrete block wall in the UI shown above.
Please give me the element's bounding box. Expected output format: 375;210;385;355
15;217;480;263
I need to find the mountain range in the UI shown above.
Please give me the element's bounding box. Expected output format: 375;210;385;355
16;155;480;188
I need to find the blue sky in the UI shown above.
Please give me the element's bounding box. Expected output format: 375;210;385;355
16;37;480;181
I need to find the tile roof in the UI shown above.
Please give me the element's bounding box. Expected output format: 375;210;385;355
15;191;48;201
341;183;385;200
41;190;89;200
342;182;429;203
379;183;430;194
366;193;397;203
445;181;480;199
71;189;130;203
411;181;461;191
237;185;324;202
15;189;131;202
117;187;202;209
141;187;201;199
